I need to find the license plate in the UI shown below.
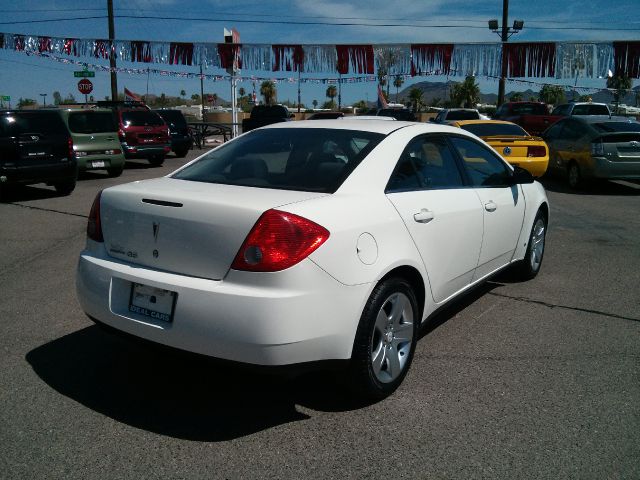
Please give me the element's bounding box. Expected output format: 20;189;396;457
91;160;105;168
129;283;176;322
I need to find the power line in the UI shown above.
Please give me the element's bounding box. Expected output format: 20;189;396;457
0;16;106;25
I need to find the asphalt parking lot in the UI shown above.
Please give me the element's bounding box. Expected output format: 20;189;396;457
0;149;638;479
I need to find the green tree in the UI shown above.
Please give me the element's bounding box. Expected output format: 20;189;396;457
61;93;77;105
260;81;276;105
510;92;523;102
238;87;246;98
191;93;200;101
393;76;404;102
17;98;36;108
430;97;442;108
607;75;632;108
53;91;63;105
157;93;168;107
180;89;186;99
450;75;480;108
312;99;318;109
325;85;337;109
538;84;566;106
352;99;368;112
408;88;424;113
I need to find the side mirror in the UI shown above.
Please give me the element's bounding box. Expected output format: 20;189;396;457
510;165;535;184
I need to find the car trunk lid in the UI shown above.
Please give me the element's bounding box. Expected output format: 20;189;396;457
599;133;640;161
100;177;327;280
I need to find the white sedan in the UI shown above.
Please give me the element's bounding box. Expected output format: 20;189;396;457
76;120;548;400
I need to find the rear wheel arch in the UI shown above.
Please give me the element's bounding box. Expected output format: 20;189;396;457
378;266;426;322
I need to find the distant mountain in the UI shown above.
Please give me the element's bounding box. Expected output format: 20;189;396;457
393;80;640;107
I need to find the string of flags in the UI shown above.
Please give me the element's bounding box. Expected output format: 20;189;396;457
1;32;639;79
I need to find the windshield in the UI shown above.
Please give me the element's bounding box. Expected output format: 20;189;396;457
446;110;480;120
592;121;640;133
172;128;385;193
572;104;610;115
460;123;529;137
0;112;67;135
68;112;117;134
121;111;165;127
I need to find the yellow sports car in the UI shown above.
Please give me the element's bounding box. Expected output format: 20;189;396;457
451;120;549;177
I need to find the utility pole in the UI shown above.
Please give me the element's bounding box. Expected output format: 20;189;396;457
39;93;47;107
498;0;509;106
297;69;301;113
107;0;118;101
200;64;205;121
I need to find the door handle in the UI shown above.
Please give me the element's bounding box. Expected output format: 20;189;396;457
484;201;497;212
413;209;435;224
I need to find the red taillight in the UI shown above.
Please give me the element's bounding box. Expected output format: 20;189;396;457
68;137;75;159
231;209;330;272
87;191;104;242
527;145;546;157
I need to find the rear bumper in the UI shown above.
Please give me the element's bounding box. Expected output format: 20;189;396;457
122;144;171;159
506;157;549;177
76;244;369;366
590;157;640;180
0;160;77;186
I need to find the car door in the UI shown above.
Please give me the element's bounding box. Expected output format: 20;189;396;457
555;119;586;172
449;135;526;280
385;135;484;303
541;120;565;174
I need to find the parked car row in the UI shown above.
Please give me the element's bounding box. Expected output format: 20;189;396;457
0;105;192;198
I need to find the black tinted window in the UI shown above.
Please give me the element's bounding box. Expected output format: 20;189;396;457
155;110;187;128
511;103;548;115
172;128;384;193
68;112;117;133
543;121;564;139
446;110;480;121
387;136;464;192
460;123;528;137
572;104;609;115
561;120;585;140
592;121;640;133
450;136;511;187
121;111;164;126
0;112;67;135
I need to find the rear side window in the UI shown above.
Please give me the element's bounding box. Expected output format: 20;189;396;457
446;110;480;121
172;128;384;193
450;136;511;187
121;111;165;127
0;112;67;135
155;110;187;128
572;104;609;115
592;122;640;133
68;112;117;134
387;136;464;192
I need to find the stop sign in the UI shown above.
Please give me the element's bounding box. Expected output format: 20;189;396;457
77;79;93;95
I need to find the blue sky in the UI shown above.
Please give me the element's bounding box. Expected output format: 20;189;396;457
1;0;639;106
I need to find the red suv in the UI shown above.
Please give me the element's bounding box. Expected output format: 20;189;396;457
97;101;170;166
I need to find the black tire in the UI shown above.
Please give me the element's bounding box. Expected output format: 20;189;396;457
174;148;189;158
347;277;419;401
53;179;76;196
568;162;585;189
148;155;165;166
106;166;124;177
511;209;547;281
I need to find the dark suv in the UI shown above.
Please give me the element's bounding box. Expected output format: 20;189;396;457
153;109;192;157
0;110;77;198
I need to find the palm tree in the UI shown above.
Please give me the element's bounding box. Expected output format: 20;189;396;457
408;88;424;113
260;81;276;105
607;75;632;110
326;85;337;109
238;87;246;98
393;76;404;102
180;89;186;99
539;84;565;106
510;92;523;102
312;99;318;109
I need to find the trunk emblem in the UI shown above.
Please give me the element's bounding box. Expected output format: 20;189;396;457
631;141;639;147
145;127;153;132
503;146;512;156
152;222;160;242
31;135;39;141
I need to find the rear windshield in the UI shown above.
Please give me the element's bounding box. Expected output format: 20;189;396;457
592;121;640;133
172;128;385;193
68;112;117;134
572;104;610;115
155;110;187;128
446;110;480;120
460;123;529;137
378;109;416;121
0;111;67;135
121;111;165;127
511;103;548;115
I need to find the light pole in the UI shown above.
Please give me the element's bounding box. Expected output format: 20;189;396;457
489;1;524;106
39;93;47;107
107;0;118;101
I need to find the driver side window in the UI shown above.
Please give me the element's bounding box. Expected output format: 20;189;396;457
449;136;511;187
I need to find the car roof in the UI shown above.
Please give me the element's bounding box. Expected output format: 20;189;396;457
570;115;633;124
259;119;474;136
